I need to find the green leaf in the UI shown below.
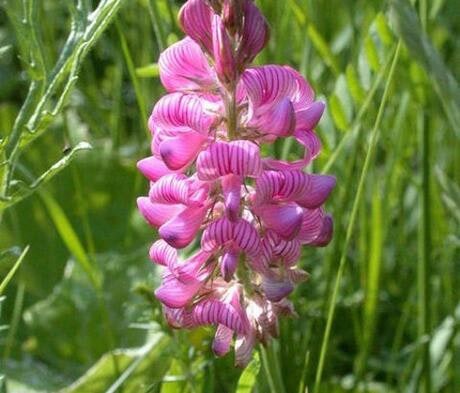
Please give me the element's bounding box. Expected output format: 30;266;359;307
389;0;460;136
236;352;260;393
136;63;160;78
61;333;172;393
329;94;349;132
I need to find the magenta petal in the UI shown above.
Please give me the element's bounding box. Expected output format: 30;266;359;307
137;197;184;228
310;214;333;247
229;140;263;177
197;141;231;180
156;280;201;309
250;98;296;137
152;93;215;134
159;205;208;249
212;14;236;84
235;330;256;368
274;238;301;267
137;157;182;182
159;37;216;92
296;101;325;131
179;0;213;53
213;324;234;357
297;175;336;209
297;208;324;244
257;203;303;240
233;219;261;259
160;131;207;170
201;217;234;252
221;250;239;282
149;174;189;205
237;0;269;65
163;306;192;329
149;240;178;267
262;275;294;302
222;174;242;221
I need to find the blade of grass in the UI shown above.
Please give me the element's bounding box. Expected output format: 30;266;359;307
314;42;402;392
0;246;29;296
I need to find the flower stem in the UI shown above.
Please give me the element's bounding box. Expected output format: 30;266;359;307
226;84;238;140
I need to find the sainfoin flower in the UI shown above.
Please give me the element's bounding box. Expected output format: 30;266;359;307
137;0;335;367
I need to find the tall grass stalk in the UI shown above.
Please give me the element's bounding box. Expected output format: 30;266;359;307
313;42;402;393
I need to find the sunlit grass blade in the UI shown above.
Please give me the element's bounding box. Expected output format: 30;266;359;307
0;246;28;296
314;42;402;393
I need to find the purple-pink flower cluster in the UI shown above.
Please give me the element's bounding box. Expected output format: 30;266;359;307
137;0;335;367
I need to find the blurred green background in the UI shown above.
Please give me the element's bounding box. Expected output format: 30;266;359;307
0;0;459;392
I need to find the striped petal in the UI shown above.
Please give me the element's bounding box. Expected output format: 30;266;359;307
296;175;336;209
159;131;207;170
248;97;296;137
222;174;242;221
160;205;208;249
137;198;184;228
149;240;178;268
159;37;216;92
261;275;294;302
201;217;234;252
212;14;236;84
149;174;190;205
235;329;256;368
236;0;269;66
256;203;303;240
233;219;261;259
179;0;213;53
213;324;234;357
197;140;262;180
152;93;215;134
310;214;333;247
297;208;324;244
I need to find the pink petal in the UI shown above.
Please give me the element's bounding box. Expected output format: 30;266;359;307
213;324;234;357
163;306;193;329
159;205;208;249
221;174;242;221
221;250;239;282
196;141;231;180
237;0;269;66
233;219;261;259
137;156;182;182
137;197;184;227
235;330;256;368
296;175;336;209
296;101;325;131
149;174;189;205
297;208;324;244
273;238;301;267
310;214;333;247
179;0;213;53
229;140;263;177
201;217;234;252
152;93;215;135
262;275;294;302
256;203;304;240
159;37;216;92
249;97;296;137
160;131;207;170
212;14;236;84
149;240;178;267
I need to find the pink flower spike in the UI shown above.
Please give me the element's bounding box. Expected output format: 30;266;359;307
137;157;182;182
249;97;296;138
296;175;336;209
159;37;216;92
233;219;261;259
212;14;236;85
160;205;208;249
149;174;190;205
201;217;234;252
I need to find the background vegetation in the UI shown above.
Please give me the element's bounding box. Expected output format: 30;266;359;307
0;0;459;392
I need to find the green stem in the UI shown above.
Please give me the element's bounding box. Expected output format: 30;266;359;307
226;85;238;140
313;42;402;393
418;111;432;393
